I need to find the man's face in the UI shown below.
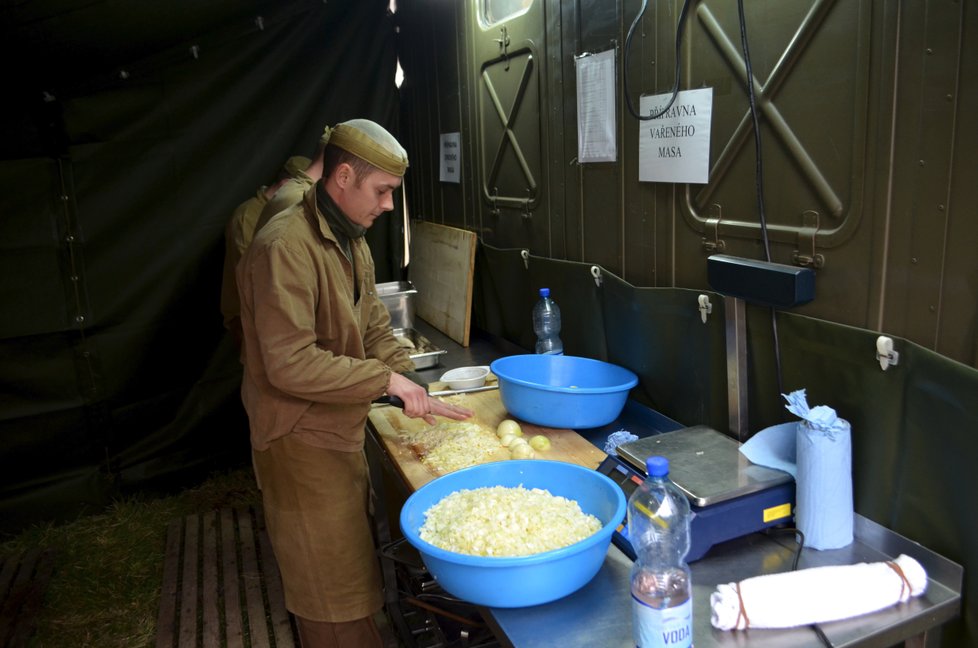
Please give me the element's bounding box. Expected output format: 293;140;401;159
334;165;402;229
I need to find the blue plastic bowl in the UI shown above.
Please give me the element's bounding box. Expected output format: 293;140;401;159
400;460;626;608
490;354;638;429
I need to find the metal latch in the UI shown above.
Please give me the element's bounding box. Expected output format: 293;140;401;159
494;26;511;69
702;204;726;253
494;26;510;54
793;210;825;268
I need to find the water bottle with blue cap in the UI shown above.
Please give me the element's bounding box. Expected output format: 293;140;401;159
532;287;563;355
628;456;693;648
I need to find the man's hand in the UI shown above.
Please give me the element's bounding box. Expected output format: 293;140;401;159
387;372;473;425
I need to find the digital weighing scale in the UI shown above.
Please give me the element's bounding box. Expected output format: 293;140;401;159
591;256;812;561
596;425;795;561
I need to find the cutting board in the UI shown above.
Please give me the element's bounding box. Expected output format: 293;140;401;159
369;388;607;491
409;221;477;346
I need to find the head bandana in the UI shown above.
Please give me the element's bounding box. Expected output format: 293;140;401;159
326;119;409;177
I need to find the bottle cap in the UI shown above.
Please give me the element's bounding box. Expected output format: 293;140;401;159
539;287;550;297
645;455;669;477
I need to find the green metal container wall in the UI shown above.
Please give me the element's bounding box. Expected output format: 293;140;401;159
397;0;977;369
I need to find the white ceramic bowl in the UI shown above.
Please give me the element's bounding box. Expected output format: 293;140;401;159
439;365;490;390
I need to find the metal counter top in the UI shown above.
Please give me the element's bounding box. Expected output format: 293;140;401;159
378;321;963;648
483;515;962;648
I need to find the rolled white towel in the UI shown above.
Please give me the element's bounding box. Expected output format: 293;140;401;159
710;553;927;631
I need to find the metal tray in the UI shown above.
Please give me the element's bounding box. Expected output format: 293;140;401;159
392;327;446;369
377;281;417;331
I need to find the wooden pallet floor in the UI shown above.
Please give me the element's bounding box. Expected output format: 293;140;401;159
0;548;56;648
155;506;296;648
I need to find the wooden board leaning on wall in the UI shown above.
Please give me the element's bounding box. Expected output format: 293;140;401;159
409;221;477;347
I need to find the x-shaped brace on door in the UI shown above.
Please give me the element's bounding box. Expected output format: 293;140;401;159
694;0;844;219
482;54;538;201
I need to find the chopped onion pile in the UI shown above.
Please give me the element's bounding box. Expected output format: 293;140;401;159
419;485;602;557
412;421;502;474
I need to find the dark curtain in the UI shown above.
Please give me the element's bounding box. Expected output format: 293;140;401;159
0;0;404;532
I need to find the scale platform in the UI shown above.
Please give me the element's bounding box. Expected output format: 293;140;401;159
597;425;795;561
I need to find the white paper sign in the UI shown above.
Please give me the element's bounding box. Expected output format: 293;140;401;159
439;132;461;183
639;87;713;183
575;49;617;163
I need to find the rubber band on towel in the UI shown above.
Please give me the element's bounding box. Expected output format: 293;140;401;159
735;582;751;629
886;560;913;601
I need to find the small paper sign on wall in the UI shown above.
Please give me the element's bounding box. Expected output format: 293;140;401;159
638;88;713;184
440;132;461;183
575;48;617;163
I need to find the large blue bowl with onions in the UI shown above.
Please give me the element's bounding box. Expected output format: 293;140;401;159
400;460;625;608
490;354;638;429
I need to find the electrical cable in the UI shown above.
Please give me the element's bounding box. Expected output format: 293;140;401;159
737;1;771;263
762;526;805;569
736;0;785;399
764;527;833;646
623;0;787;400
623;0;694;120
812;622;834;647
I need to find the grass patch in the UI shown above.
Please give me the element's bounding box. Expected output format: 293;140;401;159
0;467;259;648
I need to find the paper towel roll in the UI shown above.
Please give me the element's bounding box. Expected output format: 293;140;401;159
795;418;853;550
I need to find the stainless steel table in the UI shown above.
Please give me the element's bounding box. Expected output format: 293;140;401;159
482;514;962;648
374;321;963;648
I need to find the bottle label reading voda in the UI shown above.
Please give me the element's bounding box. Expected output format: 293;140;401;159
632;597;692;648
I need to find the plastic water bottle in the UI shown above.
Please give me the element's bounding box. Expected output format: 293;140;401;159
532;288;563;355
628;456;693;648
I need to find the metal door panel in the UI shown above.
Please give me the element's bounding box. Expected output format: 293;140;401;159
479;48;541;210
883;0;967;355
679;0;869;252
469;1;548;248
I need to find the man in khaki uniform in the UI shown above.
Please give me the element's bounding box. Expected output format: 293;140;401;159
237;119;471;648
253;128;330;235
220;155;309;346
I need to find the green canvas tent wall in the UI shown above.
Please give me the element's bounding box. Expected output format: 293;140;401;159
0;0;405;531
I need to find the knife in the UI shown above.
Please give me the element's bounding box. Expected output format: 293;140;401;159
429;384;499;397
373;384;499;409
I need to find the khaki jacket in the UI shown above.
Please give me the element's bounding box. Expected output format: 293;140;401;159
220;187;268;329
256;172;315;233
237;184;413;452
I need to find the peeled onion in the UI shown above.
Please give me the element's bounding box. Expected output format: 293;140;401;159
499;433;518;447
496;419;523;438
510;443;535;459
528;435;551;451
